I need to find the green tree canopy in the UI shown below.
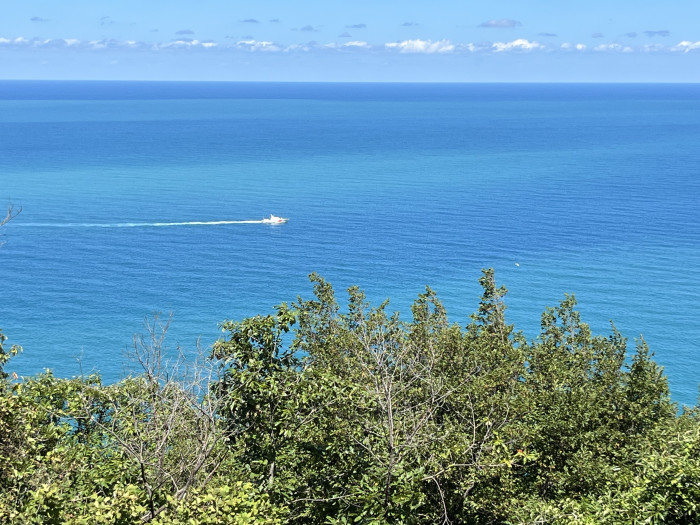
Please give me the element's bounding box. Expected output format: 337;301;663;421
0;270;696;524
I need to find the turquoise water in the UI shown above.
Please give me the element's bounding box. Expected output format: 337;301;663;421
1;82;699;405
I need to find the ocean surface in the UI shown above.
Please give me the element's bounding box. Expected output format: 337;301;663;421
0;81;698;406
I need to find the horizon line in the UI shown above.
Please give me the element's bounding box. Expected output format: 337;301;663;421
3;79;700;84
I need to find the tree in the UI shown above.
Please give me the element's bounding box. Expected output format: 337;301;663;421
501;294;677;518
0;330;20;382
212;271;530;523
78;315;233;522
1;203;22;379
0;202;21;248
1;269;696;524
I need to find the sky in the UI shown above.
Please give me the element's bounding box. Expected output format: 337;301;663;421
2;1;700;82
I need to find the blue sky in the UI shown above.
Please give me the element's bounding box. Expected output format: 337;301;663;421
2;1;700;81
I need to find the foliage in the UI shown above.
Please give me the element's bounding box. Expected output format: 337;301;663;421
0;328;21;381
0;270;697;523
0;371;140;524
510;297;676;506
151;482;286;524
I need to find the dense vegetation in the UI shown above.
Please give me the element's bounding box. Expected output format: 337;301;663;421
1;269;699;524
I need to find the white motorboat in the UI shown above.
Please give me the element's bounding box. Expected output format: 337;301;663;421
261;214;289;224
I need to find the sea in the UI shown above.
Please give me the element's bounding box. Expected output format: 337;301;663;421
0;81;698;406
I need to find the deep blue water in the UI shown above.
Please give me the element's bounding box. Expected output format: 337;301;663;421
1;81;698;406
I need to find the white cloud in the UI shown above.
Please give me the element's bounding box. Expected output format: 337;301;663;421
456;43;479;52
4;33;700;58
385;39;455;54
641;44;666;53
0;36;31;46
232;39;282;52
344;41;371;49
85;39;147;50
157;39;219;49
285;43;312;52
491;39;543;52
593;43;633;53
86;39;111;49
672;40;700;53
561;42;587;51
321;41;370;51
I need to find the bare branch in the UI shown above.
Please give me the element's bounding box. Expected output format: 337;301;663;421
78;315;234;523
0;203;21;247
1;203;21;228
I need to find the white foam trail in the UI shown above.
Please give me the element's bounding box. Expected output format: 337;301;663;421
16;220;267;228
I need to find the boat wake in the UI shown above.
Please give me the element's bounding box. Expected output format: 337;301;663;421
16;220;274;228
